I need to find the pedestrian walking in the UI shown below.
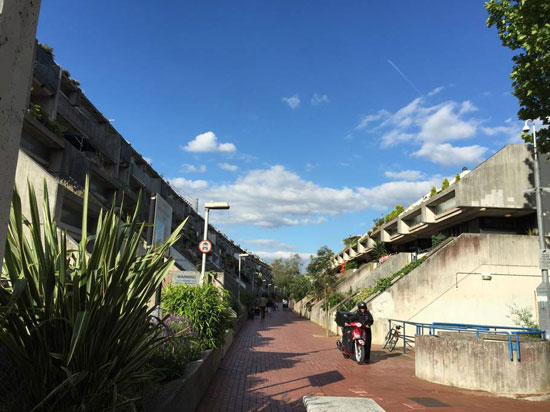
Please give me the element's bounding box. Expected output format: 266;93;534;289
259;294;268;319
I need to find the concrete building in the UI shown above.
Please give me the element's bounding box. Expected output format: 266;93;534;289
14;42;271;296
332;143;550;269
294;143;550;345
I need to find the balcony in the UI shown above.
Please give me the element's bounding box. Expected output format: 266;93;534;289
130;163;150;188
34;45;60;93
57;93;118;162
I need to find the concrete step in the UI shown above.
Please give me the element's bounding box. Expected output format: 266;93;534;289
303;396;386;412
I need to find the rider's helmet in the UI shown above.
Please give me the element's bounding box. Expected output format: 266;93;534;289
357;301;367;311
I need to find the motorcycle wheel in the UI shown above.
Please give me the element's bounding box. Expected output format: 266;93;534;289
355;342;365;364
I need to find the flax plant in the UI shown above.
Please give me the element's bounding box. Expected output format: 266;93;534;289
0;177;186;411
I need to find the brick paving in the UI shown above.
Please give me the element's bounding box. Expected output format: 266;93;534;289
196;310;549;412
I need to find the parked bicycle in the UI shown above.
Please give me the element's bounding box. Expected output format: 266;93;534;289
383;324;401;351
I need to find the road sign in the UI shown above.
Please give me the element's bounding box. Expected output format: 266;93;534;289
540;249;550;270
198;239;212;254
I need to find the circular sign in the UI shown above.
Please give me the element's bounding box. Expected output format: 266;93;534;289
198;239;212;254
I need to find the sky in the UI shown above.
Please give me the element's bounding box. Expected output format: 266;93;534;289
36;1;524;264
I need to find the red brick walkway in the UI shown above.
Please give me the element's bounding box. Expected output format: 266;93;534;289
196;310;549;412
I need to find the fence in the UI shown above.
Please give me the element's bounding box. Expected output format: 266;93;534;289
387;319;545;361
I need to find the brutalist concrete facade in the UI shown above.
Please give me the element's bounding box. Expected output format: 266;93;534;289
16;42;271;293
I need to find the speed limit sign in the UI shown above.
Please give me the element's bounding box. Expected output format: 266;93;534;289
198;240;212;254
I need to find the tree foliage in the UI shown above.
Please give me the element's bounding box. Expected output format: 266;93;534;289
441;178;450;190
271;254;311;301
486;0;550;152
307;246;336;304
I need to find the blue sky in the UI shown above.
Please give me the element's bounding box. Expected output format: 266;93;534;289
37;1;523;263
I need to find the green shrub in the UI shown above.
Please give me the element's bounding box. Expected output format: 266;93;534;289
385;204;404;222
430;186;437;197
240;289;255;308
162;284;233;349
507;304;539;329
431;233;447;249
328;292;346;308
455;173;461;182
344;261;359;271
149;315;200;382
441;178;450;190
0;178;186;410
341;258;426;311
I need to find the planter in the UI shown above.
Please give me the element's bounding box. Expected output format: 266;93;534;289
146;313;245;412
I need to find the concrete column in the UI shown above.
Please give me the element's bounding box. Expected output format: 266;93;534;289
0;0;42;272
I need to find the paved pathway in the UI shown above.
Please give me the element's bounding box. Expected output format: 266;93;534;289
196;310;549;412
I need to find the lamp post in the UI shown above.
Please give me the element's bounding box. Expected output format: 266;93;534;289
238;253;249;301
524;120;550;338
200;202;230;285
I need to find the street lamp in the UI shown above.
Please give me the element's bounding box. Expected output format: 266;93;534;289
267;283;272;295
238;253;249;301
200;202;230;285
523;120;550;339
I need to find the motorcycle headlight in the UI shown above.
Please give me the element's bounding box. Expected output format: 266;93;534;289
356;322;362;328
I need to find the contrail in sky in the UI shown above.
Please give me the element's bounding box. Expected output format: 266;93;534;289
387;59;423;96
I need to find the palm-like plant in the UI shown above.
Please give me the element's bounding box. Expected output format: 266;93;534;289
0;178;186;411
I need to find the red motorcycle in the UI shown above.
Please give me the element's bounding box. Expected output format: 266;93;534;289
337;320;368;364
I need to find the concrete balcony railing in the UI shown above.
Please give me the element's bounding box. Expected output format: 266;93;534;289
34;45;60;93
130;163;150;188
57;93;119;163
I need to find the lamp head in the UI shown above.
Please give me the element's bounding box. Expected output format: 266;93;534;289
204;201;230;210
523;120;531;133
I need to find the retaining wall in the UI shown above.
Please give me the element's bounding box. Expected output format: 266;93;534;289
369;234;541;345
415;333;550;396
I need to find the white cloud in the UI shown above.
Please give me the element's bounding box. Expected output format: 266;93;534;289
311;93;329;105
359;95;489;166
243;239;296;251
482;119;522;143
413;143;487;166
381;130;414;148
356;110;390;130
218;162;239;171
384;170;425;180
282;94;300;109
169;177;208;190
182;131;237;153
181;164;207;173
169;165;440;228
305;163;316;172
427;86;444;97
358;179;440;211
253;250;313;262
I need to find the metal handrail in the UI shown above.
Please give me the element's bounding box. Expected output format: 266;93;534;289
387;319;546;361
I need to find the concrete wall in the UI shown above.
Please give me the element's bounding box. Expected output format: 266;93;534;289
0;0;42;272
369;234;541;345
336;253;411;294
416;334;550;396
14;149;62;223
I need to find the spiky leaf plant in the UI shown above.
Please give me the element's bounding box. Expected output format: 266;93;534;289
0;177;186;411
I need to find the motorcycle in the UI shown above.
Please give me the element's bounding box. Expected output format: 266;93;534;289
336;321;368;364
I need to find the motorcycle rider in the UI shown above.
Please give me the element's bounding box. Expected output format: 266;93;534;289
344;301;373;362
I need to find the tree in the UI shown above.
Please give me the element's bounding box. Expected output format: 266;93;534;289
307;246;336;306
455;173;461;182
485;0;550;152
441;178;450;190
430;186;437;197
271;253;302;293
